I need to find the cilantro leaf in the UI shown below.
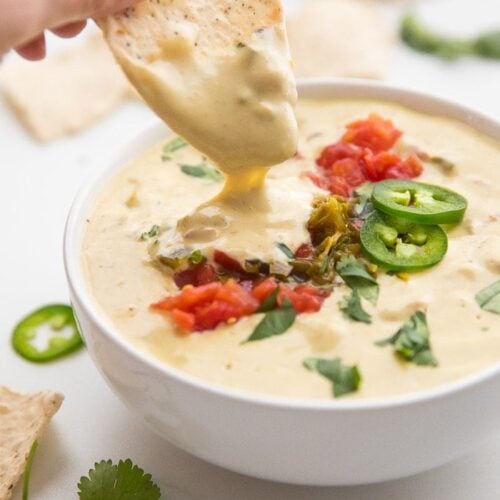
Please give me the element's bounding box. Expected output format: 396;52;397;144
476;280;500;315
353;182;375;218
161;136;187;160
303;357;361;397
336;256;379;305
339;290;372;324
22;441;38;500
275;242;295;259
78;459;161;500
179;160;223;182
245;297;296;342
376;311;438;366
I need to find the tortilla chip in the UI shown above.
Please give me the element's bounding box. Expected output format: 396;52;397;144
0;33;136;142
0;387;63;499
287;0;395;79
99;0;288;63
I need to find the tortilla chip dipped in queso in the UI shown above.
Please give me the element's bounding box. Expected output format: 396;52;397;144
98;0;298;173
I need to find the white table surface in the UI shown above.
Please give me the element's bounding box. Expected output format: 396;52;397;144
2;0;500;498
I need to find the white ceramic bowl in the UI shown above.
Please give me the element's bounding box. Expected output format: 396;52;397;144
64;79;500;486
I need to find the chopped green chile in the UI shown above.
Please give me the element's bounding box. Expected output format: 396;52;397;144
360;212;448;272
372;180;467;225
12;304;84;363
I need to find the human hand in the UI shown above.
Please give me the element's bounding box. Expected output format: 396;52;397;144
0;0;138;60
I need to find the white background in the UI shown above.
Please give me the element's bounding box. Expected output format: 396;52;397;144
1;0;500;498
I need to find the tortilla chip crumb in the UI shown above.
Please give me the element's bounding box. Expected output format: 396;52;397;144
0;387;63;500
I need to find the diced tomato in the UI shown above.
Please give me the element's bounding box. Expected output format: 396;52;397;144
316;141;361;168
364;151;423;182
295;243;314;259
213;249;245;274
152;279;259;332
251;278;330;314
174;263;217;288
326;176;352;198
305;171;331;191
342;114;402;152
251;277;279;302
385;154;423;179
330;158;366;187
152;275;331;332
170;309;195;332
278;283;330;313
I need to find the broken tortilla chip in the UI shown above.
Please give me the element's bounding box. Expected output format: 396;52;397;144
0;32;136;142
287;0;395;79
0;387;63;499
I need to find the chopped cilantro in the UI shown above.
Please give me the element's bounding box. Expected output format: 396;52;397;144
337;256;378;323
303;357;361;397
353;182;375;218
78;459;160;500
275;242;295;259
179;160;223;182
476;280;500;315
339;290;372;324
189;249;205;265
161;136;187;160
22;441;38;500
140;225;161;241
245;297;296;342
376;311;438;366
336;256;379;305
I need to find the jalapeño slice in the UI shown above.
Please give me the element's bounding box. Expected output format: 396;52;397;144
360;212;448;272
372;180;467;224
12;304;84;363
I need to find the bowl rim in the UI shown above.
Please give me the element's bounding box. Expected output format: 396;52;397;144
64;77;500;412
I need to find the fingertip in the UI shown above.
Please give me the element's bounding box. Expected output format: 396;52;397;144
51;20;88;38
15;34;47;61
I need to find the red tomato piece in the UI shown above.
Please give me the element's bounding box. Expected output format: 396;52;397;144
214;249;245;274
170;309;195;332
174;263;217;289
304;171;330;191
295;243;314;259
152;279;259;332
316;141;361;168
364;151;423;182
342;114;402;153
326;176;352;198
278;283;329;313
385;154;423;179
330;158;366;187
251;277;279;302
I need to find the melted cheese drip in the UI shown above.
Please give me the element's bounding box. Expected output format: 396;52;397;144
117;21;299;259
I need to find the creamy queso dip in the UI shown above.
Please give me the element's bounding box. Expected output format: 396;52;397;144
82;99;500;400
